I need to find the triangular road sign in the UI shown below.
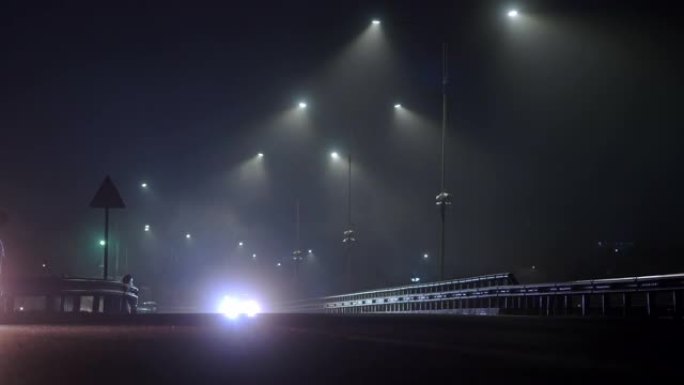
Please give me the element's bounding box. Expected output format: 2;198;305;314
90;176;126;209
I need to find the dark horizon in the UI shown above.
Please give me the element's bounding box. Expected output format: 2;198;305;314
1;0;683;305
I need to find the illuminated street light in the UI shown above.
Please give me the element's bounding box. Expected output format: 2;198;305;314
257;152;264;158
411;277;421;283
238;241;244;247
436;44;453;281
99;239;106;246
252;253;257;259
372;19;380;25
185;233;191;239
308;249;313;254
144;224;150;232
330;149;355;288
298;101;307;109
394;103;402;109
277;262;282;267
41;263;47;268
508;9;519;18
140;182;148;189
423;253;429;259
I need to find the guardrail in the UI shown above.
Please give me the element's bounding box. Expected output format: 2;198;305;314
282;272;684;318
1;276;139;315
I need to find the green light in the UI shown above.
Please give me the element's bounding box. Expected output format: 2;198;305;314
99;240;106;246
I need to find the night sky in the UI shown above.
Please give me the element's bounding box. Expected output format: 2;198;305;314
1;0;682;306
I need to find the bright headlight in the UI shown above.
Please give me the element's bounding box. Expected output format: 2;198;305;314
218;296;261;319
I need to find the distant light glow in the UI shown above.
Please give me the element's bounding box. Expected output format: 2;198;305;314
185;233;191;239
372;19;380;25
257;152;264;158
298;101;307;109
19;306;24;311
144;224;150;232
277;262;282;267
238;241;244;247
218;296;261;319
308;249;313;254
330;151;340;160
508;9;519;18
141;182;148;188
252;253;257;259
243;300;261;317
423;253;429;259
394;103;402;109
411;277;420;283
41;263;46;268
99;240;106;246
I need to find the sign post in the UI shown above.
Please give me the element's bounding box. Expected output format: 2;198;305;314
90;176;125;280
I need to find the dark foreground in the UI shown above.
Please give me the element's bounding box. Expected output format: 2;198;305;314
1;313;681;384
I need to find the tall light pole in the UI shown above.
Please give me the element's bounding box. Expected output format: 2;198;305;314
292;200;304;282
435;43;452;281
342;152;356;290
332;151;356;289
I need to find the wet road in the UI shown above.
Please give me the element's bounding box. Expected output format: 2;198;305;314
0;314;680;384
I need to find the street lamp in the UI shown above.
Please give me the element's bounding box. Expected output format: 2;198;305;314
435;43;452;281
331;151;355;244
331;150;356;289
257;152;264;158
394;103;402;109
507;9;519;18
99;239;106;246
185;233;191;239
372;19;380;25
292;200;307;284
140;182;148;189
423;253;429;259
238;241;244;247
298;101;307;109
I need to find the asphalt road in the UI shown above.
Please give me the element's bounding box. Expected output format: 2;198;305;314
0;313;681;384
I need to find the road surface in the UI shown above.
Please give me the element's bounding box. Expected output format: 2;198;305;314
0;314;680;384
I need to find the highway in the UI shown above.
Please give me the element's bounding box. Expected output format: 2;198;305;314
0;314;680;384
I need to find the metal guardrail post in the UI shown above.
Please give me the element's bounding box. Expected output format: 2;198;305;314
622;293;631;317
538;296;543;316
601;294;607;316
673;290;680;316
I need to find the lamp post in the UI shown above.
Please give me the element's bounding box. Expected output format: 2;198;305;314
435;43;452;281
331;151;356;290
292;200;305;283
